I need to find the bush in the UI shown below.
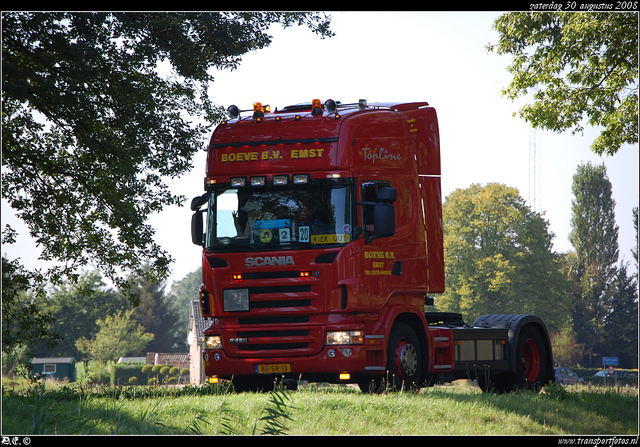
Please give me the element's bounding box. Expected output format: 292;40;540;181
129;377;138;385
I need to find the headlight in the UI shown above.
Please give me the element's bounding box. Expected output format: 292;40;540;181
326;330;364;346
205;335;222;350
223;289;249;312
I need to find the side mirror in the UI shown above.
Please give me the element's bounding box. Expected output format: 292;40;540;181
372;187;396;239
191;193;210;211
191;210;205;246
358;187;397;242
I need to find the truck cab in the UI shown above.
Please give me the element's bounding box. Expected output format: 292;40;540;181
192;99;553;392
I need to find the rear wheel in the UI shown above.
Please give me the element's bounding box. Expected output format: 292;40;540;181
479;325;549;393
386;322;422;392
514;325;548;391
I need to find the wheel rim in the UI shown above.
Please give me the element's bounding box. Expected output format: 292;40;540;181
394;340;418;379
521;338;541;382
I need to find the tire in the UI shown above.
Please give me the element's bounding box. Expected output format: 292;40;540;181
513;325;548;391
479;325;549;393
232;375;275;393
385;322;423;392
358;377;384;393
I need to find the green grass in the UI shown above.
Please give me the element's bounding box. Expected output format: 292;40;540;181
2;379;637;435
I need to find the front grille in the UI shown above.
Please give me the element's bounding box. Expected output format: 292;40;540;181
238;316;310;325
221;273;324;358
237;343;309;351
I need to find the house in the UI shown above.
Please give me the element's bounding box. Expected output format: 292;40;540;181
29;357;76;382
188;300;208;385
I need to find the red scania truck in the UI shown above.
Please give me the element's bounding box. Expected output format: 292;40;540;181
191;99;553;392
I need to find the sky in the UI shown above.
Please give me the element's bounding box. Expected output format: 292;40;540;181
2;11;638;290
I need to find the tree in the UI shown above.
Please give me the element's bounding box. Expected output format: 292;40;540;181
632;206;638;272
169;267;202;328
129;271;183;352
439;183;571;330
1;12;333;361
567;162;620;366
1;254;61;375
602;262;638;367
1;12;334;299
487;12;638;156
75;309;154;363
31;271;129;360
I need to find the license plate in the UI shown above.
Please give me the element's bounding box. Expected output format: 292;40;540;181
255;364;291;374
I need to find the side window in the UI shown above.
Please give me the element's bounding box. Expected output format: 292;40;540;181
361;180;392;237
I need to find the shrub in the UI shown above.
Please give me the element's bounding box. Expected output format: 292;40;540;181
129;377;138;385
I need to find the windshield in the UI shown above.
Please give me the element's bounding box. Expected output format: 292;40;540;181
206;184;353;251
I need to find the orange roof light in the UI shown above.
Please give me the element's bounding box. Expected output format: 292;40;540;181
311;98;323;115
253;102;265;120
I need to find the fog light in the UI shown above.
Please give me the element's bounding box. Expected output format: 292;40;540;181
339;373;351;380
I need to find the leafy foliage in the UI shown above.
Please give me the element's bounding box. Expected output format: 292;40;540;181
487;12;638;155
1;12;334;297
566;162;622;366
75;310;154;363
439;183;570;329
1;11;333;366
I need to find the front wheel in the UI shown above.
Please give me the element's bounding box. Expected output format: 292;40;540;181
386;322;423;392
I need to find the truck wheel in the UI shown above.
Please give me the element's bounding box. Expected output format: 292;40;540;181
386;322;422;391
232;375;275;393
478;325;549;393
513;325;549;391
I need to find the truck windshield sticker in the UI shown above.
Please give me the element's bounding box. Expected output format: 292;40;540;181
207;185;353;250
311;234;350;244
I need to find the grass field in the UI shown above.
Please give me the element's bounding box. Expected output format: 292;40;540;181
2;378;638;435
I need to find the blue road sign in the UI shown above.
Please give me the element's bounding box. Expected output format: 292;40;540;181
602;357;619;366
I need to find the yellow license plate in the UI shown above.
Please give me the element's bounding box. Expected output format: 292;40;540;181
255;364;291;374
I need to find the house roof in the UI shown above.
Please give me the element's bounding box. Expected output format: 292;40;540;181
191;300;208;339
145;352;190;364
30;357;75;364
118;357;147;364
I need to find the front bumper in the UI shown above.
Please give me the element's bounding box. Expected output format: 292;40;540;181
202;344;380;381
